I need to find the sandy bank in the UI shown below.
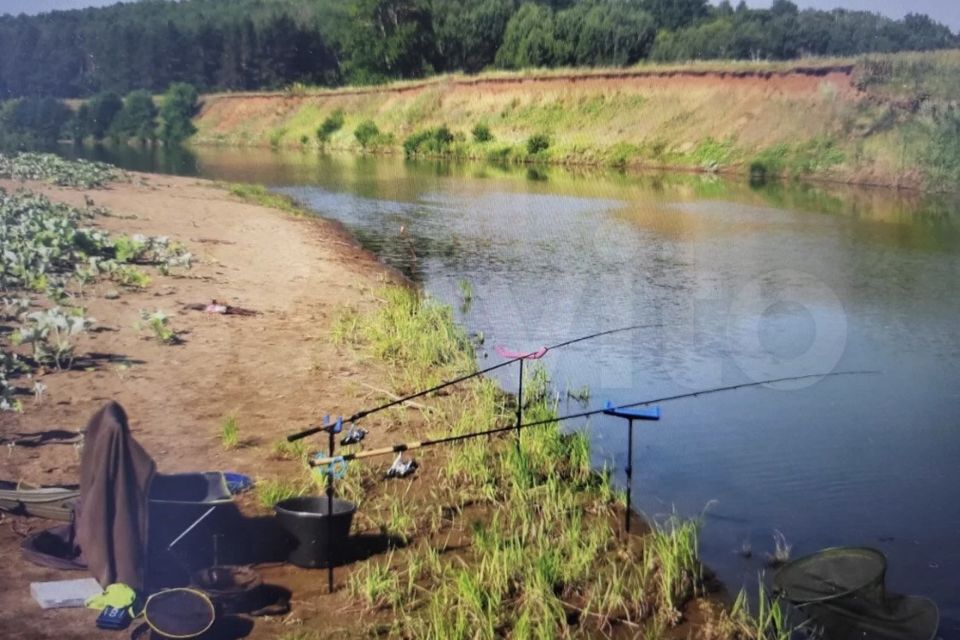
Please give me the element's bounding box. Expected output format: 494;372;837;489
0;173;410;638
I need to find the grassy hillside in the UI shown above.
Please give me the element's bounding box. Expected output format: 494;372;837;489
192;50;960;191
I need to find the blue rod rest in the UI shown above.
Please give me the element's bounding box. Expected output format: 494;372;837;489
322;415;344;434
603;400;660;421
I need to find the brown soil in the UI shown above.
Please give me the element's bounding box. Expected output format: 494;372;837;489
0;173;411;639
200;64;859;105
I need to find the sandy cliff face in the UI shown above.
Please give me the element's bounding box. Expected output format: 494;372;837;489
192;52;960;191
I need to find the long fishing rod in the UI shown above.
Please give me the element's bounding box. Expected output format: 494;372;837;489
308;369;878;466
287;322;662;442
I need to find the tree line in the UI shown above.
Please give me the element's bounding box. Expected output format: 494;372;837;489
0;0;956;99
0;84;198;150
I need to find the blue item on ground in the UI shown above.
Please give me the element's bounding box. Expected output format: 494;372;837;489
223;472;253;495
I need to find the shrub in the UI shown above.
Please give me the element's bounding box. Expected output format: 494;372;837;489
526;133;550;155
354;120;381;148
316;109;345;144
472;123;493;143
402;125;455;157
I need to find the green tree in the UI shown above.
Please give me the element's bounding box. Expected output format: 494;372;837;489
345;0;437;82
110;90;158;143
87;91;123;140
0;97;72;149
641;0;709;30
556;0;657;66
433;0;516;73
158;83;199;144
495;3;559;69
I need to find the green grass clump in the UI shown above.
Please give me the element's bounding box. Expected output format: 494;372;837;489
924;107;960;191
137;309;177;344
750;138;845;182
402;125;456;157
112;264;151;288
268;127;287;148
471;123;493;143
256;476;308;508
354;120;381;149
316;108;345;144
338;286;475;390
690;136;738;170
271;438;307;461
112;235;147;263
226;182;305;216
702;579;795;640
220;414;239;450
348;555;402;609
526;132;551;155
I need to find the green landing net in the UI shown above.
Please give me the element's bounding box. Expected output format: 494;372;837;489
774;547;939;640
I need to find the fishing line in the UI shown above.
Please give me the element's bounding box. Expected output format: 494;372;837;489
287;322;662;442
309;369;879;465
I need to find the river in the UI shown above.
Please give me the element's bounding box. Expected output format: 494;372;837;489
64;144;960;633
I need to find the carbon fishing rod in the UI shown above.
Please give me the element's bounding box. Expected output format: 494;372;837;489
287;322;662;442
308;369;879;466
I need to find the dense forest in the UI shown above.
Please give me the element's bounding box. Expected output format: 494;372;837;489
0;0;957;99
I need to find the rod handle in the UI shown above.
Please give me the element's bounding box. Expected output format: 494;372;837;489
287;425;323;442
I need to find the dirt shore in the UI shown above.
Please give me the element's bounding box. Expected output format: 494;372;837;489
0;173;408;639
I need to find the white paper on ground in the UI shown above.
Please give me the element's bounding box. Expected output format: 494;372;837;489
30;577;102;609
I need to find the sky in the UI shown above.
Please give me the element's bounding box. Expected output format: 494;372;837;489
1;0;958;31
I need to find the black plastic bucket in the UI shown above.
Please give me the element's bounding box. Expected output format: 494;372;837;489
274;497;356;568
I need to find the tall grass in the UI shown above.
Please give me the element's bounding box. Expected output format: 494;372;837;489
220;413;239;450
340;286;476;390
331;284;721;636
255;476;309;508
224;182;305;216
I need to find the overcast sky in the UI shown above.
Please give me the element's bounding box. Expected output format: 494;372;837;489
1;0;958;31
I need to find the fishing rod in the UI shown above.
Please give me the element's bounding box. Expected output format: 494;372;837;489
308;369;879;466
287;322;663;442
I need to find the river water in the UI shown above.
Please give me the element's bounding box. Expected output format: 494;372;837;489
65;145;960;632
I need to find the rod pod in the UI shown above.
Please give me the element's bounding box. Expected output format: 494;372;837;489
602;401;660;534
